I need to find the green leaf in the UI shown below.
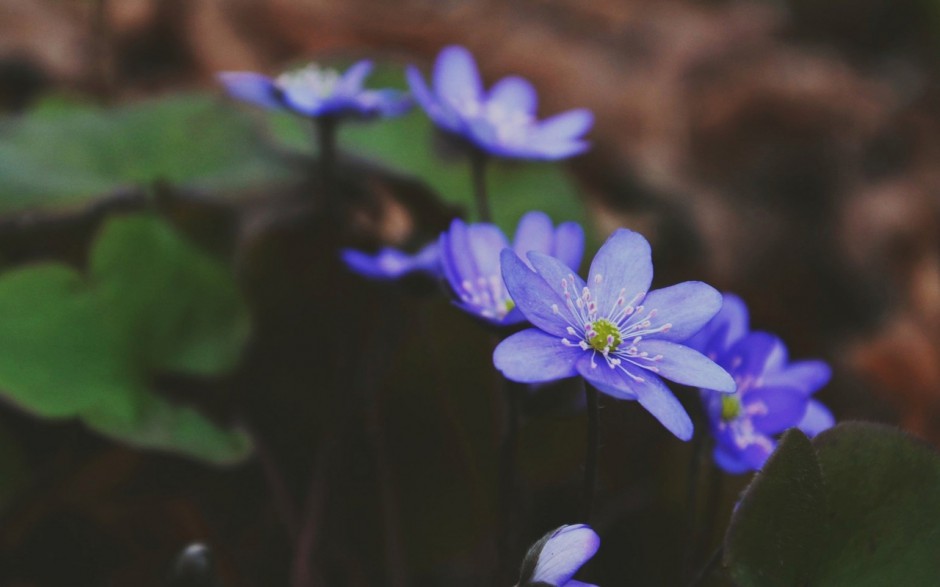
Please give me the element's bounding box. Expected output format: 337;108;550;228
0;94;296;213
724;429;826;586
0;214;251;464
725;423;940;586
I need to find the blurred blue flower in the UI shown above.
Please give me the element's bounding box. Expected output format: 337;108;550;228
493;229;735;440
517;524;600;587
688;294;835;473
341;242;440;281
218;60;411;119
406;46;593;160
440;211;584;326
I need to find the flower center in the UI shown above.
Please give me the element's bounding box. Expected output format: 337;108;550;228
587;319;622;352
721;394;743;421
276;65;341;100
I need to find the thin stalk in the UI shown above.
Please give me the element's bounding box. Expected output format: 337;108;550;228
687;544;723;587
315;117;339;215
250;427;300;542
581;383;600;523
469;149;492;223
496;378;523;583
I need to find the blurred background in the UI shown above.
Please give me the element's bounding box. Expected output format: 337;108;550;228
0;0;938;585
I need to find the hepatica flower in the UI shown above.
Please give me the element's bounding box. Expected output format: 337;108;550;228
407;46;593;160
494;229;735;440
688;293;835;473
218;60;411;119
341;242;440;281
440;211;584;326
517;524;600;587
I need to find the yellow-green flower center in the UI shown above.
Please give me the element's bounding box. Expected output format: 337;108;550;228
721;394;743;421
588;319;623;352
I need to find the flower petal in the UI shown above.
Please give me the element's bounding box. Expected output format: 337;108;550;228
723;332;781;383
712;444;753;475
586;229;653;311
527;138;591;160
530;525;600;585
487;75;538;114
743;386;808;434
433;45;483;110
639;340;736;393
500;249;572;337
797;399;835;437
566;582;600;587
552;222;585;272
466;223;510;278
439;219;478;290
407;65;461;131
528;251;588;301
494;329;580;383
355;89;412;117
576;356;693;440
685;292;750;357
532;108;594;143
341;242;439;280
337;59;373;95
741;438;776;471
641;282;723;343
512;211;554;263
217;72;282;109
763;360;832;395
633;373;694;441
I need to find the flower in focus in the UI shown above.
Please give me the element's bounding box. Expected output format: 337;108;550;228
493;228;735;440
516;524;600;587
407;46;593;160
440;211;584;326
218;60;411;119
688;296;835;473
341;242;440;281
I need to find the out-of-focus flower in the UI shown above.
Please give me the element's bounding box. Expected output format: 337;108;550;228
218;60;411;119
688;294;835;473
440;211;584;326
407;46;593;160
341;242;440;281
516;524;600;587
493;229;735;440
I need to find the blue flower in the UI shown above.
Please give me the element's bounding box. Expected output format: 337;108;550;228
517;524;600;587
493;228;735;440
406;46;593;160
688;294;835;473
440;211;584;326
218;60;411;119
341;242;440;281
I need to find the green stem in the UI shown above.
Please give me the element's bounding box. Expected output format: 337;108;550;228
496;378;523;583
315;117;339;215
470;149;492;223
581;383;600;523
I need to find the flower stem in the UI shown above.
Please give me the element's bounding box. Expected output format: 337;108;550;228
496;378;523;583
581;382;600;523
687;544;723;587
470;149;492;223
315;116;339;215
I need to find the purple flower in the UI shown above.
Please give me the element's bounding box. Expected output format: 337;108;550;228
406;46;593;160
493;228;735;440
517;524;600;587
218;60;411;119
341;242;440;281
688;294;835;473
440;211;584;326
